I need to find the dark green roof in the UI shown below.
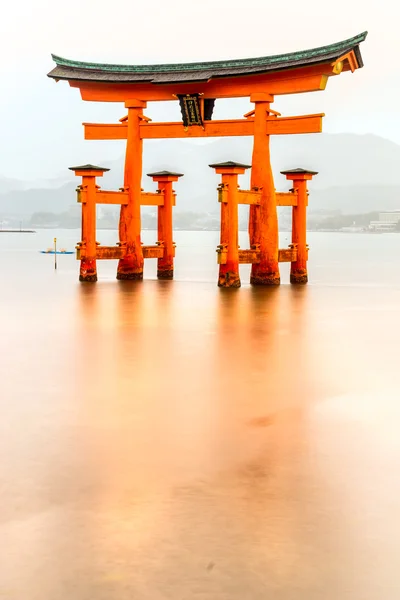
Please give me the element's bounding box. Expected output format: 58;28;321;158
209;161;251;169
147;170;184;177
281;168;318;175
48;32;367;85
69;164;110;172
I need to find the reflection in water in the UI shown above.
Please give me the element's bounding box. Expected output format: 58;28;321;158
1;234;400;598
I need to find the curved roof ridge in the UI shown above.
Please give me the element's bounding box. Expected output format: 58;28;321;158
51;31;367;74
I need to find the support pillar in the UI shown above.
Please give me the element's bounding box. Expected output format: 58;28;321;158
117;99;146;280
147;170;183;279
281;168;318;284
249;93;280;285
210;161;251;288
69;164;109;282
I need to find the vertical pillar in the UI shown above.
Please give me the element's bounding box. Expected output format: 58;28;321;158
281;168;318;284
249;93;280;285
69;164;109;282
147;170;183;279
210;161;250;288
117;99;146;280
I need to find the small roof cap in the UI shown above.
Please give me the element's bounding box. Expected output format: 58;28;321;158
280;168;318;175
147;170;184;177
209;161;251;169
69;164;110;172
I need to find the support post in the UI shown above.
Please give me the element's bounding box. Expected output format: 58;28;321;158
147;170;183;279
210;161;250;288
69;164;109;282
281;168;318;284
117;99;146;280
249;93;280;285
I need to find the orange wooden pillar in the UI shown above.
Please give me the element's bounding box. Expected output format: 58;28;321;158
281;168;318;284
117;99;146;280
210;161;250;288
70;164;109;282
147;170;183;279
249;93;280;285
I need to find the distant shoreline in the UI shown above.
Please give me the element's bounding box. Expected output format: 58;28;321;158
0;229;36;233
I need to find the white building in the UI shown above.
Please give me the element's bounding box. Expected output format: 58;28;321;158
369;210;400;232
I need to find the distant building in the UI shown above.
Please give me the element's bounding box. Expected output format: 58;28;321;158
369;210;400;232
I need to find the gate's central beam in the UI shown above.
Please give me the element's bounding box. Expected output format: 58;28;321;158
83;113;324;141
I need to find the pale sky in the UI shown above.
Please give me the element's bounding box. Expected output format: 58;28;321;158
0;0;397;180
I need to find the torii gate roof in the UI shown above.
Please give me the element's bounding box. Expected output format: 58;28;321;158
48;32;367;85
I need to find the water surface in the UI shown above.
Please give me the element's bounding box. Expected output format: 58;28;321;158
1;230;400;599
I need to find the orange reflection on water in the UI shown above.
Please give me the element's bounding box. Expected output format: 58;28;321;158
1;271;400;598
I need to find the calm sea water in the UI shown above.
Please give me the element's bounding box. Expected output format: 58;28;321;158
1;229;400;599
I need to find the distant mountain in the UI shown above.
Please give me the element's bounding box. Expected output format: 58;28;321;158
0;183;75;218
311;185;400;214
1;133;400;218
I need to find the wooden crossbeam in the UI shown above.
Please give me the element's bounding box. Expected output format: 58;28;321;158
266;113;323;135
77;189;168;206
77;189;129;205
237;190;262;205
74;67;330;103
140;119;254;139
77;244;165;260
239;249;260;264
96;190;129;205
84;123;127;140
76;245;126;260
140;192;165;206
276;192;298;207
142;245;164;259
84;113;324;141
278;248;298;262
217;247;300;265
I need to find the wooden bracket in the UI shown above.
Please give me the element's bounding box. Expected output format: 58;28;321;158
216;243;228;264
217;183;229;203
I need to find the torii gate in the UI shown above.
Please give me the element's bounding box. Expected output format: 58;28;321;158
48;31;367;285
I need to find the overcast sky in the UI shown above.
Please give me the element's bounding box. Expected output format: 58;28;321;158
0;0;396;180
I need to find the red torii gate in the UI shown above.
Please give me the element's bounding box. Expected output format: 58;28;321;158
48;31;367;286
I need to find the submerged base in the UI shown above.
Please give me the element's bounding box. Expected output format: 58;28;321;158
79;259;97;283
218;272;241;288
250;272;280;286
157;269;174;280
79;273;97;283
290;272;308;284
116;271;143;281
117;254;144;281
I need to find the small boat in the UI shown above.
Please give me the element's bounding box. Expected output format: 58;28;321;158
40;248;74;254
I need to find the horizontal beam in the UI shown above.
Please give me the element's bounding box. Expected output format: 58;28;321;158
84;113;324;141
140;191;165;206
218;246;300;265
266;113;323;135
76;245;126;260
140;119;254;139
84;122;127;140
95;190;128;205
77;189;129;205
76;189;167;206
276;191;298;206
77;244;165;260
237;190;262;205
278;248;298;262
239;249;260;264
73;64;330;102
142;245;164;259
